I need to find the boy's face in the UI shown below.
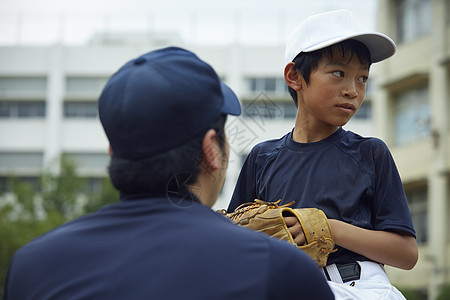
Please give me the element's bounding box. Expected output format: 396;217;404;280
297;49;369;129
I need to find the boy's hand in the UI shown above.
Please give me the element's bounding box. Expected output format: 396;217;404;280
284;216;306;246
221;200;335;267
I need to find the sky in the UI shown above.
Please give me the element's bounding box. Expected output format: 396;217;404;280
0;0;379;46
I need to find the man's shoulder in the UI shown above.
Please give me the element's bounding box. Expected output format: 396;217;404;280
209;211;301;252
13;212;93;253
191;211;334;298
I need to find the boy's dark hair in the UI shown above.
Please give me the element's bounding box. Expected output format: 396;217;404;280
108;114;227;195
287;39;372;107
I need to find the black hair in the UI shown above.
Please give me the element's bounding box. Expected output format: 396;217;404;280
108;114;227;195
287;39;372;107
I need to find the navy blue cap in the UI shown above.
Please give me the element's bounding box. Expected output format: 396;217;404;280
98;47;241;159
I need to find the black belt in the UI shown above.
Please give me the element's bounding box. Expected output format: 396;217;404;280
323;262;361;283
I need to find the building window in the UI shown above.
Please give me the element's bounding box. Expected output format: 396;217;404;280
0;77;47;94
86;177;104;194
0;152;43;171
0;101;46;118
447;0;450;24
64;101;98;118
394;85;430;146
248;77;287;95
395;0;431;43
242;101;296;120
283;102;297;119
65;153;109;171
66;77;108;95
353;102;372;120
0;176;40;193
406;187;428;244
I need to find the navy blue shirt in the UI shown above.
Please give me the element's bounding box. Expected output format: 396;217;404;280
229;128;416;265
3;194;334;300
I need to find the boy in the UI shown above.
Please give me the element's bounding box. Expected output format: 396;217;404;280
228;9;418;299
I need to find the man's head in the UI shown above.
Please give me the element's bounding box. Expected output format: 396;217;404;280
284;9;396;106
98;47;241;206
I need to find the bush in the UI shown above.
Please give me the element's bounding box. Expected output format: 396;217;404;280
437;284;450;300
0;155;118;297
396;287;424;300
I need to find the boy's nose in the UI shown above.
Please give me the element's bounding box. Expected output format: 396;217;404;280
342;82;358;98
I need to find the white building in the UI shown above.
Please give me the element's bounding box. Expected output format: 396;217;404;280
375;1;450;299
0;34;374;210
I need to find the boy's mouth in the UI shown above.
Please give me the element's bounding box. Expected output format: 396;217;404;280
336;103;356;111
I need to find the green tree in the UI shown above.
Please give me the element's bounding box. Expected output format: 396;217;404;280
437;284;450;300
0;155;119;297
40;155;87;220
84;177;119;213
397;287;424;300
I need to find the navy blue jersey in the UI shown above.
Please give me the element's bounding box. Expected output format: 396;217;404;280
3;195;334;300
229;128;415;265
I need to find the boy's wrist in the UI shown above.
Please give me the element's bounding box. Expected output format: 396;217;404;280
328;219;342;244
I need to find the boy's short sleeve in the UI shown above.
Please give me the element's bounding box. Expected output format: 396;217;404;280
369;139;415;236
228;148;258;212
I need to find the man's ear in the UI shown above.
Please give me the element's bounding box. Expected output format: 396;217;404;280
284;62;302;91
108;145;112;157
201;129;221;173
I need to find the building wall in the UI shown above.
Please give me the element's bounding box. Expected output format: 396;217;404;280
0;40;375;208
375;0;450;299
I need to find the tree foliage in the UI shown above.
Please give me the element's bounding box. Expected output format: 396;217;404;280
437;284;450;300
396;287;425;300
0;155;118;297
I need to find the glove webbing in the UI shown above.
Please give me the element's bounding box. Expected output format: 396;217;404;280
224;199;295;224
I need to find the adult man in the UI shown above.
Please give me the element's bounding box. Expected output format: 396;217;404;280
3;47;333;299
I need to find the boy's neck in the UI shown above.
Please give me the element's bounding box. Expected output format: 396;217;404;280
292;122;340;143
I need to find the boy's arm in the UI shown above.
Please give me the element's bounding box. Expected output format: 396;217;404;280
328;219;418;270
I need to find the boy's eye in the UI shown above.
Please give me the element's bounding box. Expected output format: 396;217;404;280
332;71;344;77
359;76;369;83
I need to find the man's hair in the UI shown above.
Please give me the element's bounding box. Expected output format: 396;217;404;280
287;39;372;107
108;114;227;195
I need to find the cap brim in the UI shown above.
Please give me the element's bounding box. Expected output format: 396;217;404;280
303;32;396;63
220;82;241;116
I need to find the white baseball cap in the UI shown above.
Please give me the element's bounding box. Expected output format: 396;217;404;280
284;9;396;65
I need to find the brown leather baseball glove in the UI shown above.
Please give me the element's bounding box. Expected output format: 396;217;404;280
218;199;335;267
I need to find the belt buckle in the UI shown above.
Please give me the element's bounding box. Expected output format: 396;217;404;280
336;262;361;283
